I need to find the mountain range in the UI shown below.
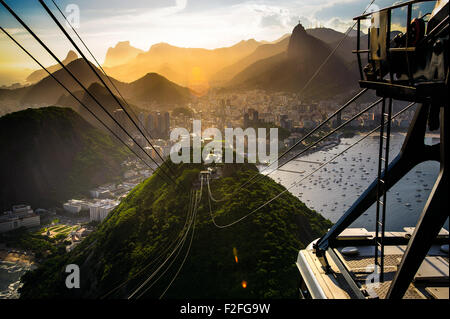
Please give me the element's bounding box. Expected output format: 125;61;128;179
100;25;361;96
211;36;290;85
103;39;263;88
0;24;364;117
1;58;192;115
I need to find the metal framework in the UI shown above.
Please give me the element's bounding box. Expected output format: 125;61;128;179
374;97;393;282
314;0;449;299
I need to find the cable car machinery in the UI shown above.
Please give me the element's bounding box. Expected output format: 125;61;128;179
310;0;449;299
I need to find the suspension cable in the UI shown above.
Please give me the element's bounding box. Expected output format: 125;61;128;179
209;96;382;201
298;0;376;96
133;187;201;299
128;190;196;299
208;102;416;229
0;0;176;186
158;188;200;299
0;26;158;174
39;0;179;183
49;0;169;171
211;0;377;197
129;183;202;299
236;89;370;193
1;21;195;298
101;189;195;299
1;16;194;300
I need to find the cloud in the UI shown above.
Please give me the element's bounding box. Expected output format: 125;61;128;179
1;0;410;83
325;17;355;32
260;14;283;28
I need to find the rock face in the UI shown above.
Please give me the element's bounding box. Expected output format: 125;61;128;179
0;107;129;210
228;23;358;98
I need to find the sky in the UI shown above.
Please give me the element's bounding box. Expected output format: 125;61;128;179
0;0;436;85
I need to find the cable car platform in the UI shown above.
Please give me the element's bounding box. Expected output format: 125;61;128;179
359;80;447;103
296;228;449;299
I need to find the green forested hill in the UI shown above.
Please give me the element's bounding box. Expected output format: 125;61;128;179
0;106;130;210
19;162;331;299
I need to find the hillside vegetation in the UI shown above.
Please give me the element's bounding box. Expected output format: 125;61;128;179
19;161;331;299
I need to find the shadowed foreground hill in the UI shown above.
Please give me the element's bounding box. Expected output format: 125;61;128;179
19;162;331;299
0;107;130;210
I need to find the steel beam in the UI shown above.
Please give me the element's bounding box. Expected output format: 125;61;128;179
316;103;439;252
387;105;449;298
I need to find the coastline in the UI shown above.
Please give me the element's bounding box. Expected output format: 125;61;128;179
0;249;35;266
0;248;36;299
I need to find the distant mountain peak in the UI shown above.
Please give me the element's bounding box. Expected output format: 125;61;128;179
140;72;164;80
292;23;307;35
115;41;132;47
287;23;309;58
25;50;79;84
227;22;356;97
65;50;78;62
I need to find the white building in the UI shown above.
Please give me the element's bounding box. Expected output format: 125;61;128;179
63;199;91;213
90;184;117;199
89;200;119;222
0;205;40;233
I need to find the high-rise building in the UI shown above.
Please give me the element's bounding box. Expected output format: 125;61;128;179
113;109;130;137
163;112;170;138
146;113;155;135
244;113;250;127
280;114;292;130
156;112;163;137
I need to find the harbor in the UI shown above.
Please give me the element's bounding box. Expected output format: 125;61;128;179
267;133;448;231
